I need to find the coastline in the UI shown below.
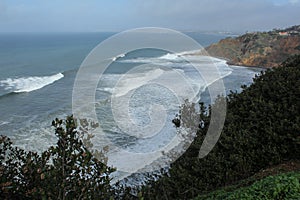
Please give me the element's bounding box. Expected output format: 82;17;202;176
208;55;269;70
182;49;270;69
226;60;269;70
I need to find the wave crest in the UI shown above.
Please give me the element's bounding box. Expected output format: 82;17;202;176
0;73;64;93
112;53;126;61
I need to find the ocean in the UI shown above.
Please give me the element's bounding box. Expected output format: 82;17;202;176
0;32;262;182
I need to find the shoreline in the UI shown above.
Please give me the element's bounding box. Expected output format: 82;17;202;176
209;55;269;70
181;49;270;69
226;61;270;70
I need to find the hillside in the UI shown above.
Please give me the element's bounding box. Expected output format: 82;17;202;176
206;25;300;67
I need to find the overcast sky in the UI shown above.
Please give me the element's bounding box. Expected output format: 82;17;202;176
0;0;299;33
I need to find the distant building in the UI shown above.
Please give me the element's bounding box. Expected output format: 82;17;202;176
279;31;289;36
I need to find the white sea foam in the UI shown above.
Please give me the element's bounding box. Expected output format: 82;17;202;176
99;52;233;100
116;52;181;64
159;53;180;60
116;51;230;68
0;121;9;126
0;73;64;93
113;68;165;97
112;53;126;61
11;124;57;153
97;87;115;94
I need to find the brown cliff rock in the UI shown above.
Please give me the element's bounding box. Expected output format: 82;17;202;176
206;26;300;67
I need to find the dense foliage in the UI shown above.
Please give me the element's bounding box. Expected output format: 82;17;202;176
139;55;300;199
196;171;300;200
0;116;115;200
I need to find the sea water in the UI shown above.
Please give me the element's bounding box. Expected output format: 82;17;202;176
0;32;262;178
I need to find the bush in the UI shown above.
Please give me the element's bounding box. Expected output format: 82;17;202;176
0;116;115;200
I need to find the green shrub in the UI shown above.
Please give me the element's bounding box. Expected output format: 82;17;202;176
196;172;300;200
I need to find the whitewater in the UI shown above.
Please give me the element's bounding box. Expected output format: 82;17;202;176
0;73;64;94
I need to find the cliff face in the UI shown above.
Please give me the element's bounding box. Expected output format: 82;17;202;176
206;27;300;67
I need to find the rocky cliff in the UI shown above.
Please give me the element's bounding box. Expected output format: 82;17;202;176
206;25;300;67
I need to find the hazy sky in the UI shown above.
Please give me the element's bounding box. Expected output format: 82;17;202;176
0;0;299;32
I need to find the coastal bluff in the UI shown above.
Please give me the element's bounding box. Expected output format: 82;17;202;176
206;25;300;67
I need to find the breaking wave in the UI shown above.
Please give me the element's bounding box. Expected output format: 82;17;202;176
0;73;64;93
0;121;9;126
112;53;126;61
